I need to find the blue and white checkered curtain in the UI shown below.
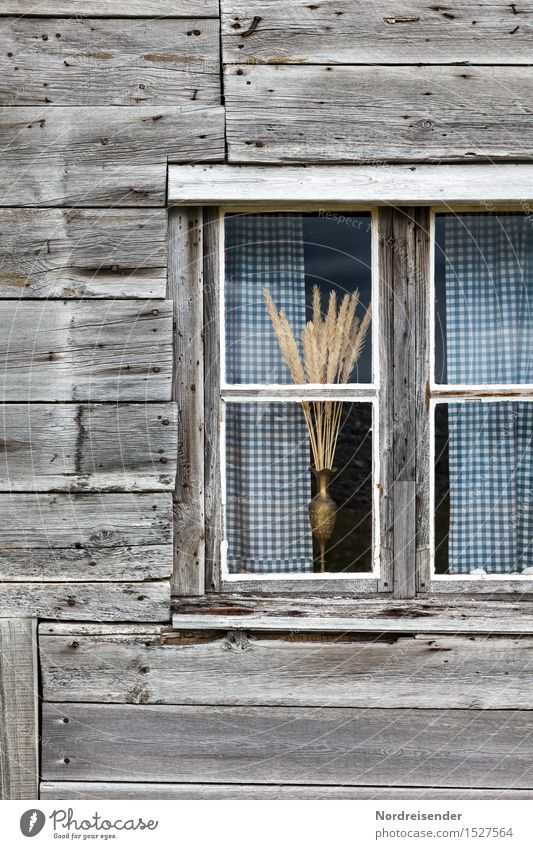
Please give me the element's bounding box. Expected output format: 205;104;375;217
445;215;533;573
225;214;313;573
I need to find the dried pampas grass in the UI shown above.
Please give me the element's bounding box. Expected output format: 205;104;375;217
263;285;371;471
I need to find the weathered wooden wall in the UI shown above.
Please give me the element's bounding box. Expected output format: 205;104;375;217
1;0;532;801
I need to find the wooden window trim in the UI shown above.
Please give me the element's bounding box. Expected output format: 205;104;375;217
169;170;533;604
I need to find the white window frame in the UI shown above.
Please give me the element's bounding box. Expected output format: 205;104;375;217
218;206;381;593
169;163;533;598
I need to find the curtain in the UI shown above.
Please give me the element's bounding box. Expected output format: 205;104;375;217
225;214;313;573
445;214;533;573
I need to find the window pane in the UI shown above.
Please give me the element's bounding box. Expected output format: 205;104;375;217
435;213;533;384
225;401;373;575
435;402;533;575
225;212;372;384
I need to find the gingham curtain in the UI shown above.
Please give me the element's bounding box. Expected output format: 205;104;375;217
445;215;533;573
225;214;313;573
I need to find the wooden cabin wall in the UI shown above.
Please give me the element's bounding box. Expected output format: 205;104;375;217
0;0;532;799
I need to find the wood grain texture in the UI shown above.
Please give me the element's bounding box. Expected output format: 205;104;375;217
415;209;432;592
172;594;533;634
41;703;533;786
0;619;38;799
377;209;393;592
0;105;224;206
40;782;533;800
203;208;222;592
169;209;205;596
169;163;533;205
0;492;172;580
0;300;172;401
0;582;170;620
0;208;167;298
225;65;533;163
0;18;220;106
0;403;176;491
0;1;218;15
222;1;533;65
39;630;533;709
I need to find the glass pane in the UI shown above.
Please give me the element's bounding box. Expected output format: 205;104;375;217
435;402;533;575
225;212;372;384
225;401;373;575
435;213;533;384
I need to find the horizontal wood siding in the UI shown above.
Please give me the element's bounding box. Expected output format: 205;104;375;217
0;105;224;206
225;65;533;163
41;702;533;786
0;403;176;492
0;208;167;298
0;2;219;14
222;1;533;65
40;782;533;800
0;300;172;401
0;18;220;107
39;630;533;710
0;584;169;621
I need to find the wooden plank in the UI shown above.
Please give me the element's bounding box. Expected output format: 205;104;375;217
0;105;224;206
169;164;533;205
40;782;533;800
377;209;393;592
0;208;167;298
41;703;533;786
39;630;533;709
393;482;416;598
39;623;162;636
203;208;223;592
222;1;533;65
0;301;172;401
0;619;38;799
169;209;205;596
0;1;219;15
0;493;172;580
0;403;176;492
0;18;220;107
225;66;533;163
416;209;433;592
0;583;170;621
172;594;533;633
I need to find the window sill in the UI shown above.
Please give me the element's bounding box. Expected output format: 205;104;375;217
171;594;533;634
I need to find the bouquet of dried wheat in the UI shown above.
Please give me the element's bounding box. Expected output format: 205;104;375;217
263;285;371;471
263;285;371;571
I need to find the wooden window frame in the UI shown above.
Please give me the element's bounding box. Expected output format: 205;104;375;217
169;165;533;603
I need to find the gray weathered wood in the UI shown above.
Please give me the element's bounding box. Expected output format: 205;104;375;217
222;1;533;65
393;482;416;598
416;209;432;591
39;630;533;709
377;209;393;593
0;583;170;621
169;209;205;596
0;491;171;558
0;208;167;298
0;301;172;401
0;18;220;107
0;1;218;14
0;548;172;582
225;66;533;163
0;105;224;206
0;619;38;799
39;623;164;636
40;782;533;800
169;164;533;206
41;703;533;786
172;594;533;633
0;403;176;491
203;208;223;592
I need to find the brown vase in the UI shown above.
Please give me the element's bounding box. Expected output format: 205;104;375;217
308;468;337;573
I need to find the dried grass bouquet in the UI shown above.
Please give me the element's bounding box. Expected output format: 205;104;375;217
263;285;371;473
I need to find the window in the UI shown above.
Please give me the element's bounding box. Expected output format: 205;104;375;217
432;212;533;582
221;211;379;585
169;163;533;599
